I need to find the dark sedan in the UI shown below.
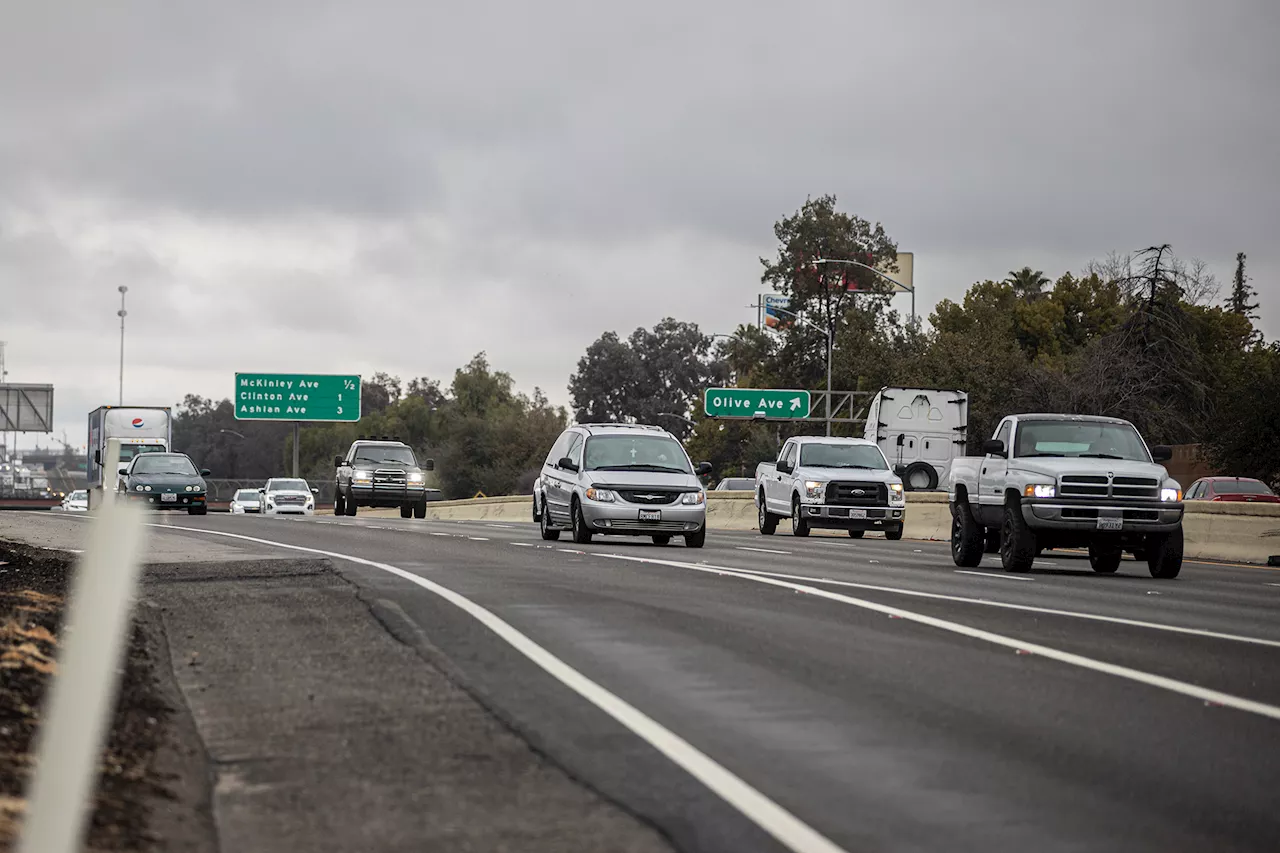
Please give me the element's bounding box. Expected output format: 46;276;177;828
119;452;211;515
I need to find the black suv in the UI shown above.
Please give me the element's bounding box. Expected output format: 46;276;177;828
334;437;436;518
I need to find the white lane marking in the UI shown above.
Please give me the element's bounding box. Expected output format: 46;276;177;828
955;570;1034;582
510;543;534;548
467;537;491;542
428;532;450;537
596;552;1280;721
486;524;516;529
151;525;847;853
736;547;792;555
1266;583;1280;588
558;548;586;555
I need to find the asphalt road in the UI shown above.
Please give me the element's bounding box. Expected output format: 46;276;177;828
149;512;1280;853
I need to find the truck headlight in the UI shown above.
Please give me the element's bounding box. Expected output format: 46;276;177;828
804;480;827;500
681;491;705;505
353;470;372;483
585;487;616;503
1024;484;1056;498
407;473;425;483
1161;487;1181;502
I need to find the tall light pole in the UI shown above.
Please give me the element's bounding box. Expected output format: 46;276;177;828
810;257;916;325
116;286;128;406
752;304;833;436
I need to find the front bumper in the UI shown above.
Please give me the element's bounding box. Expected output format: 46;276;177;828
581;500;706;535
127;492;207;510
264;505;314;515
801;503;905;529
1023;499;1183;533
349;483;427;508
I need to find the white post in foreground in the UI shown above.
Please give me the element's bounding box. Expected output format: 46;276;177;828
17;492;148;853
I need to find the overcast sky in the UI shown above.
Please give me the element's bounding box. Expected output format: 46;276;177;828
2;0;1277;451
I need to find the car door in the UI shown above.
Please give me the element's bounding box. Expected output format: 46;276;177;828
977;419;1013;526
542;431;574;524
561;433;585;508
767;441;796;514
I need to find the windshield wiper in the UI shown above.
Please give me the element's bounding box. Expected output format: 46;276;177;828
1018;453;1066;458
354;456;406;465
592;464;689;473
1079;453;1127;460
826;464;877;469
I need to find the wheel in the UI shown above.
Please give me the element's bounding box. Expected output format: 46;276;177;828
400;504;413;519
571;499;593;544
334;492;345;515
413;500;427;519
903;461;939;491
539;503;561;541
848;529;865;539
343;490;357;516
1088;540;1122;573
652;535;671;545
188;505;207;516
884;525;903;541
999;503;1036;572
790;498;810;537
983;529;1001;554
758;494;778;535
684;528;706;548
1146;527;1183;579
951;501;985;567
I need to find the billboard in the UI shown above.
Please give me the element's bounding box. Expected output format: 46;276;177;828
846;252;914;293
761;294;793;330
0;384;54;432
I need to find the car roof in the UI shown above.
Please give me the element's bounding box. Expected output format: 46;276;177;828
353;439;408;446
1204;477;1265;484
575;423;673;437
789;436;877;445
1011;413;1133;425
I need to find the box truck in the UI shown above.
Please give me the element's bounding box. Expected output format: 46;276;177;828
87;406;173;507
862;387;968;491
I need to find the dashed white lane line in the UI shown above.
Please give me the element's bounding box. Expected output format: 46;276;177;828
467;537;490;541
595;552;1280;721
486;524;516;529
510;543;534;548
153;524;848;853
955;570;1035;582
736;547;792;555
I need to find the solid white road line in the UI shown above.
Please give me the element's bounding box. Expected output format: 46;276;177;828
736;547;792;555
955;570;1035;582
596;552;1280;722
153;524;848;853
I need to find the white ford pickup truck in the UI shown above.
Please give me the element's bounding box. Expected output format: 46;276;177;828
756;436;908;539
949;413;1185;577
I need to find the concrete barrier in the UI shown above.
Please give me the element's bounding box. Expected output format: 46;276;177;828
366;491;1280;566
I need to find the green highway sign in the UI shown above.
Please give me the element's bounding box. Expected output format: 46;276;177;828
704;387;811;420
235;373;361;422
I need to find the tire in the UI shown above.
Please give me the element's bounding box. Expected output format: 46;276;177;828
188;505;207;516
343;490;357;516
684;528;706;548
400;504;413;519
652;535;671;545
848;529;865;539
884;525;904;541
983;529;1001;554
758;493;778;535
903;461;939;491
1088;540;1122;573
1000;502;1036;573
334;492;345;516
413;500;427;519
539;504;561;541
571;499;593;544
1146;527;1183;579
790;498;810;538
951;501;985;567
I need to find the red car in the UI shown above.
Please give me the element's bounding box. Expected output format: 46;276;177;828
1184;477;1280;503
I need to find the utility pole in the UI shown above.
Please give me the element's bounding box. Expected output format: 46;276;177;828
0;341;8;460
116;287;128;406
292;423;300;478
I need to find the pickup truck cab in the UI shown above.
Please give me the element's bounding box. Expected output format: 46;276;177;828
949;414;1184;577
756;437;907;539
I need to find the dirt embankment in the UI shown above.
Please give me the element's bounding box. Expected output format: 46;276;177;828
0;542;173;851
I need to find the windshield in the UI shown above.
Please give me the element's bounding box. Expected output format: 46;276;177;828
1216;480;1273;496
352;445;417;465
799;443;889;470
1014;421;1150;461
119;444;168;463
583;435;692;474
268;479;309;492
68;491;87;501
234;490;259;500
133;455;199;476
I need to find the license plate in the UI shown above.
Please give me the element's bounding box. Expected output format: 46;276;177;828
161;493;177;503
849;509;867;520
1096;516;1122;531
639;509;661;523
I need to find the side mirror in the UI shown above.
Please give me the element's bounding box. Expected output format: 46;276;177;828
311;488;320;494
777;460;793;475
94;450;102;465
200;468;212;477
896;434;905;447
423;459;435;471
334;455;344;468
117;463;129;474
558;456;579;473
982;439;1006;457
697;461;713;476
1150;445;1173;463
894;464;907;476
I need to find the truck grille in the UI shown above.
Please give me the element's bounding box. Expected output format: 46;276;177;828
274;494;307;505
374;469;407;487
1060;475;1160;500
825;482;887;506
616;490;681;505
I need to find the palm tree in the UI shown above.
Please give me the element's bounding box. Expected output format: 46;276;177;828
1005;267;1051;301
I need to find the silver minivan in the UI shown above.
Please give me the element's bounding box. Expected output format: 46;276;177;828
533;423;712;547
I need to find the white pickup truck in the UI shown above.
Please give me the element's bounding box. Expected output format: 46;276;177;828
949;413;1185;577
756;436;908;539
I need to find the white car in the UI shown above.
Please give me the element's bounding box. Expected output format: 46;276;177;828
229;488;263;514
59;490;89;512
261;478;318;515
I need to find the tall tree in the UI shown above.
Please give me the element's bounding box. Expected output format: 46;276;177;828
1226;252;1259;321
1004;267;1051;302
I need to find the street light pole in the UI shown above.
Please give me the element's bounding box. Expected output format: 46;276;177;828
116;286;128;406
657;412;697;429
751;304;833;436
811;258;916;325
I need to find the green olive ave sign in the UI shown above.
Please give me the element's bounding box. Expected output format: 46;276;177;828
703;387;811;420
235;373;362;422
